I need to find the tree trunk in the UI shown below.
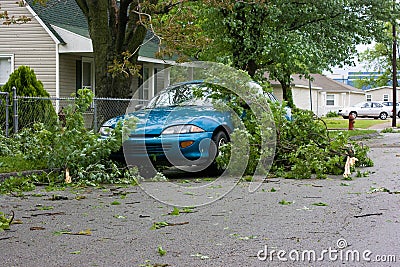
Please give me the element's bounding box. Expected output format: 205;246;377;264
76;0;148;98
278;75;295;108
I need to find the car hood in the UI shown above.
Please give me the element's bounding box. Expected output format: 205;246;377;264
104;105;232;136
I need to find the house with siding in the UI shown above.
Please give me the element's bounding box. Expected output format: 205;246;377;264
0;0;173;101
269;74;365;117
364;86;400;103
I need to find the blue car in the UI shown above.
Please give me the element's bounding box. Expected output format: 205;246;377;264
100;81;284;173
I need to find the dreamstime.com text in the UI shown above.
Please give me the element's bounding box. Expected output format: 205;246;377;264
257;239;397;263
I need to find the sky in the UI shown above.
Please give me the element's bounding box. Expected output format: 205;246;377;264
324;44;374;78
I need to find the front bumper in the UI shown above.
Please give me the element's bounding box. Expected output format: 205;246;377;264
123;132;214;166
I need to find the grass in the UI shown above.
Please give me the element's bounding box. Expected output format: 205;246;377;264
0;155;47;173
328;129;377;139
322;117;389;129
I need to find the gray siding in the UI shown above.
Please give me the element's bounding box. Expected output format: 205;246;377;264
0;1;57;96
59;54;80;97
366;88;400;102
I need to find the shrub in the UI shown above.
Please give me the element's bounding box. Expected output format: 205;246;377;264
0;89;139;187
381;127;397;133
0;65;57;130
326;110;339;118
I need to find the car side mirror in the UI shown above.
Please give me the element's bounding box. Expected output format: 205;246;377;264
135;104;144;111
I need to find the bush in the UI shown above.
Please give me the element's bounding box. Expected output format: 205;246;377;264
0;65;57;130
0;89;139;188
326;110;339;118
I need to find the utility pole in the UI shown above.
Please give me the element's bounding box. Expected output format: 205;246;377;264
392;14;397;127
309;79;312;112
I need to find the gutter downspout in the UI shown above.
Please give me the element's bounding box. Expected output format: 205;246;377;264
56;43;60;112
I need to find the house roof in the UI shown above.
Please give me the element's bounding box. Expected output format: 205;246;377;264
292;74;365;94
26;0;161;59
364;86;400;92
27;0;88;43
266;73;364;94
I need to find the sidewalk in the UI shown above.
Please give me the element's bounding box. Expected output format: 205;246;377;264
367;120;397;130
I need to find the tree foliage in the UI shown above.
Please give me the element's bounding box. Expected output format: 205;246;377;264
3;1;395;101
270;106;372;178
0;89;139;188
155;0;395;106
1;0;185;98
0;1;31;25
209;80;373;179
356;22;400;89
72;0;192;98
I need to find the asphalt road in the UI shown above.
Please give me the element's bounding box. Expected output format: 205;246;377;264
1;133;400;267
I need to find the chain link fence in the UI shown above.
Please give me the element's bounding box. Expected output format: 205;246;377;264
0;92;10;137
0;90;147;135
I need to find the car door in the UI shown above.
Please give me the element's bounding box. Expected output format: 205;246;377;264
358;102;371;116
370;102;383;116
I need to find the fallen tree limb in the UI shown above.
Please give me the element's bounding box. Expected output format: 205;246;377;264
354;212;383;218
31;212;65;217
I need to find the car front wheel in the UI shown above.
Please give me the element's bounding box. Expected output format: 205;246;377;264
206;131;228;174
379;112;388;120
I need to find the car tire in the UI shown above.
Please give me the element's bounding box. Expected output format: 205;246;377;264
398;111;400;118
205;131;228;174
379;112;388;120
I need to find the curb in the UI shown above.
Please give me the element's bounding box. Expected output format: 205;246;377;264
349;132;381;141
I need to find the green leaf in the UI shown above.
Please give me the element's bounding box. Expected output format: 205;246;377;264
170;207;180;216
151;221;169;230
312;202;328;206
279;199;292;205
158;246;167;256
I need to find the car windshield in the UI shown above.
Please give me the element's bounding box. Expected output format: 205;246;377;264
145;83;212;108
145;81;278;109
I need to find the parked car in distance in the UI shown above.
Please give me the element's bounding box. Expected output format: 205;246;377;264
100;80;287;173
377;101;400;118
338;101;391;120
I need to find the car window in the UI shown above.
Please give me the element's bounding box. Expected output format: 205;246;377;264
372;102;383;108
362;102;371;108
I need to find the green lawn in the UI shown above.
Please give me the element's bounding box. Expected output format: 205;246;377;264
0;155;47;173
322;117;389;129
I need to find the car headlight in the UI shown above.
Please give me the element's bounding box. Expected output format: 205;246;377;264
99;126;113;136
161;124;205;135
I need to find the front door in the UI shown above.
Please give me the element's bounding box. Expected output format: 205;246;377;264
82;58;95;94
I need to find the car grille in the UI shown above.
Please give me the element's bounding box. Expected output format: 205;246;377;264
128;134;160;138
124;143;172;155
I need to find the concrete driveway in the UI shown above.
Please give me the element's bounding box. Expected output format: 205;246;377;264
1;133;399;266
